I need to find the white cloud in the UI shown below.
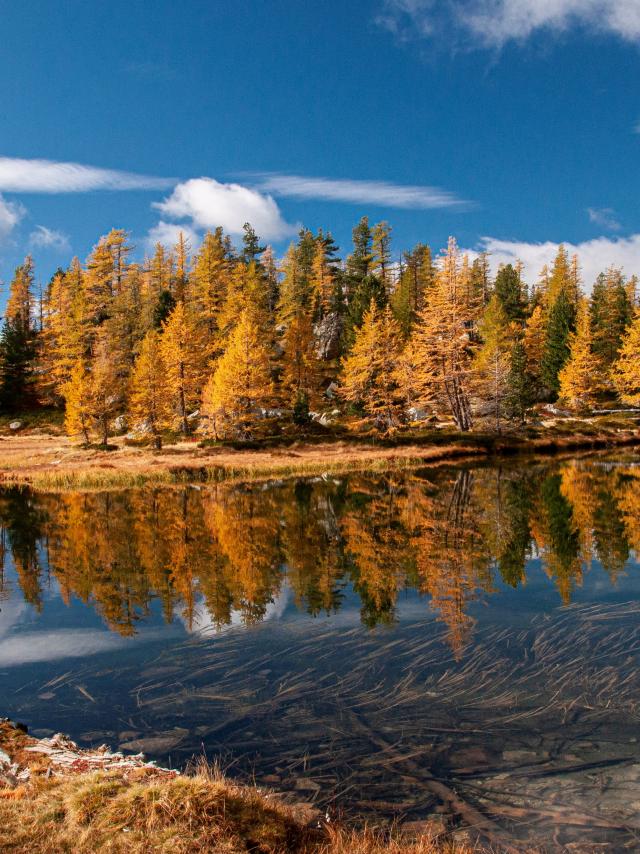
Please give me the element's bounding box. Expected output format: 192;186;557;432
466;232;640;290
146;220;200;251
0;156;173;193
0;193;25;242
252;173;469;209
377;0;640;47
587;207;621;231
29;224;71;252
153;177;297;241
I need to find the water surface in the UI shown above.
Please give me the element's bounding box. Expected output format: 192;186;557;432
2;453;640;850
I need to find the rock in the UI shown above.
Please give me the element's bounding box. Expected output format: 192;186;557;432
295;778;321;792
400;817;447;839
502;749;538;763
120;728;189;755
407;406;429;422
186;409;200;421
314;312;343;361
112;415;127;433
325;382;339;400
126;419;152;439
8;421;22;431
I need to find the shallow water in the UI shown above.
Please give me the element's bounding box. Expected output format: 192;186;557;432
2;453;640;850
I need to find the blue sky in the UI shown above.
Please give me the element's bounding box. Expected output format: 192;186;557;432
1;0;639;291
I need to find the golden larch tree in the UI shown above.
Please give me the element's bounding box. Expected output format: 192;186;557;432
558;299;604;411
201;310;273;440
403;238;477;431
62;358;92;443
613;309;640;405
339;301;405;432
129;329;173;447
160;302;207;433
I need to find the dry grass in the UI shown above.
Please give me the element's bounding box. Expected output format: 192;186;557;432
0;765;484;854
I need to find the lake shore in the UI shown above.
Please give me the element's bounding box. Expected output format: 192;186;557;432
0;415;639;490
0;719;483;854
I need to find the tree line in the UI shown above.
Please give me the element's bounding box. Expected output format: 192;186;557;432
1;218;639;442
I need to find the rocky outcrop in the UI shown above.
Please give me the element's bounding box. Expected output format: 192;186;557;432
313;312;343;361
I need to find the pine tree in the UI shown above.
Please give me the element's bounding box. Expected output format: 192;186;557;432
0;258;37;410
505;340;531;424
201;311;273;440
241;223;265;264
558;299;604;411
160;302;206;433
541;290;576;398
0;320;36;410
391;243;435;336
309;233;341;321
129;329;172;447
340;302;405;432
590;267;632;368
613;309;640;406
494;264;525;323
63;358;92;443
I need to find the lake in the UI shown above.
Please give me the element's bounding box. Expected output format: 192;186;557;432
2;452;640;850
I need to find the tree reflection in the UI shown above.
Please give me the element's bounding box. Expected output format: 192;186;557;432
1;457;639;652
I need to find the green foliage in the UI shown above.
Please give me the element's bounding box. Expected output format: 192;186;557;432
541;290;576;397
494;264;525;322
153;289;177;329
0;320;37;411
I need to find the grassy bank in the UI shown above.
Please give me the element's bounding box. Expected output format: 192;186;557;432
0;721;483;854
0;412;638;491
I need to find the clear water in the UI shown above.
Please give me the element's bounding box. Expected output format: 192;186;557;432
2;453;640;850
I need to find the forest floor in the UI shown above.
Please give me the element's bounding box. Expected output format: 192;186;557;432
0;412;639;490
0;719;486;854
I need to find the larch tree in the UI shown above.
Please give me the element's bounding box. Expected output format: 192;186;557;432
89;328;121;446
340;301;406;432
405;238;477;431
201;310;273;440
160;302;206;434
63;358;92;443
129;329;172;448
371;221;392;296
474;294;514;431
558;299;604;411
613;309;640;405
190;228;230;341
523;304;546;400
172;231;191;302
280;308;322;422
